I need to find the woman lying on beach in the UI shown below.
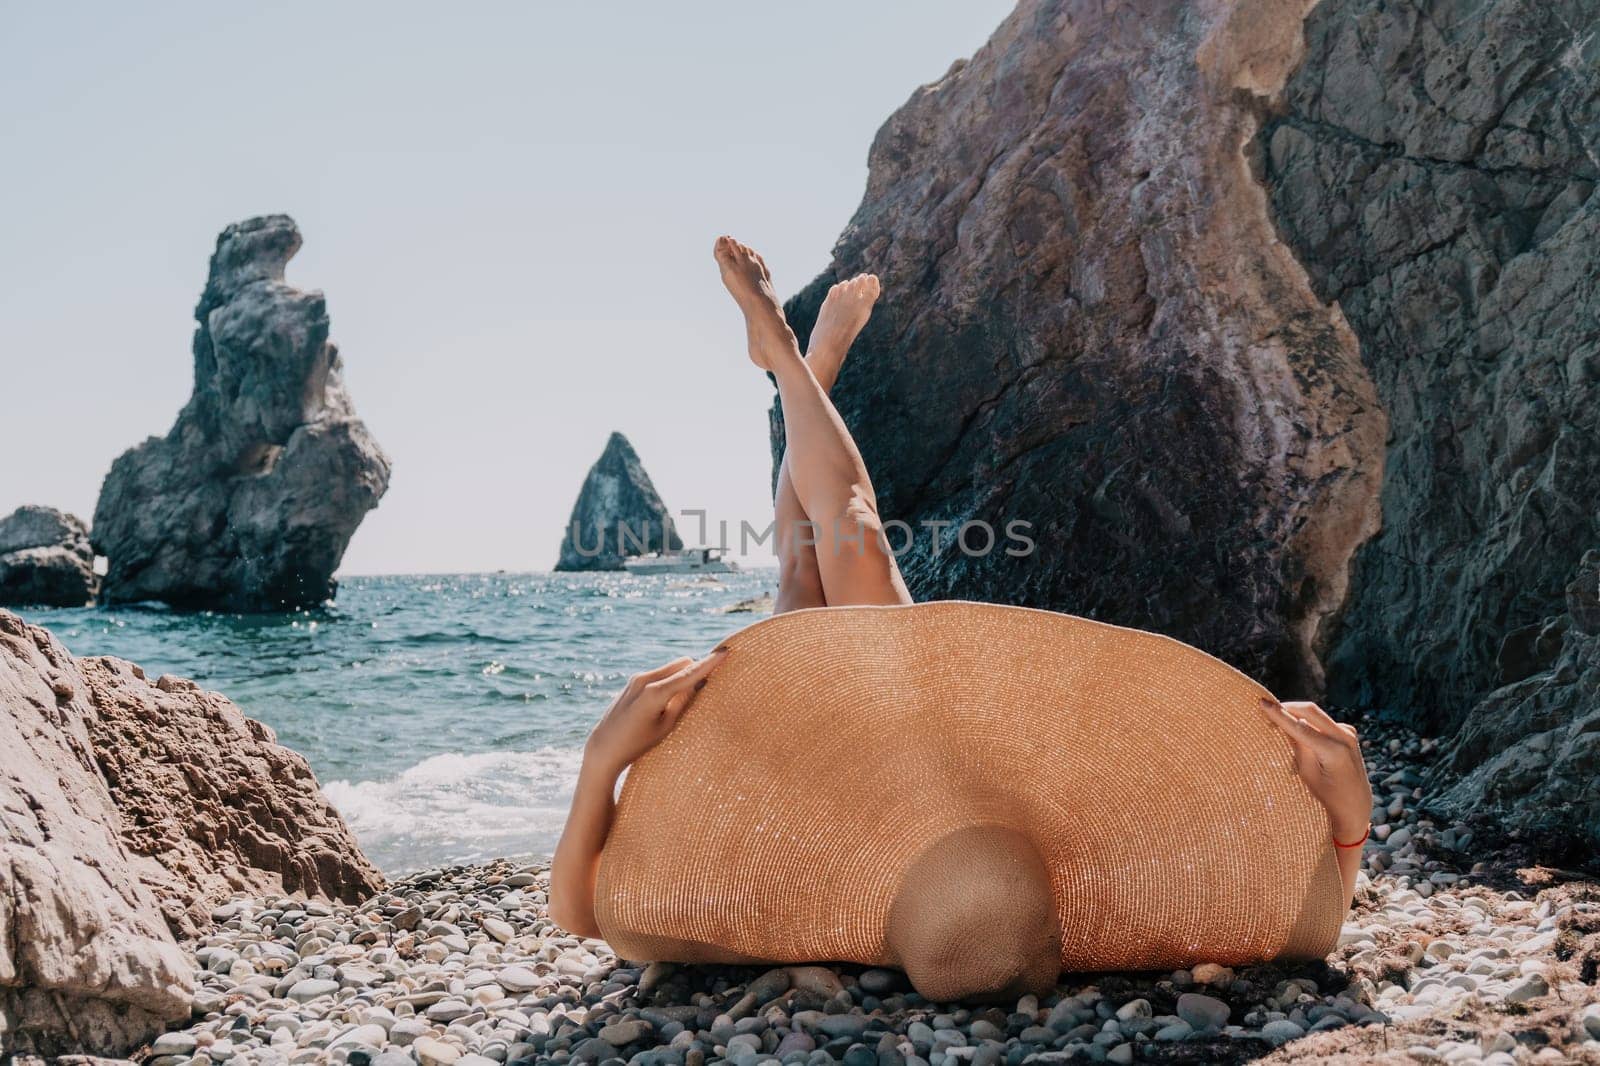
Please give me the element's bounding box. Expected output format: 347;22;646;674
549;236;1374;983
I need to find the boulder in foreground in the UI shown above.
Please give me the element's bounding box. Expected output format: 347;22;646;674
0;610;382;1057
775;0;1385;696
0;505;98;606
93;214;391;610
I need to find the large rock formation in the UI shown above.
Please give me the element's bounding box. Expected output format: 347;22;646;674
776;0;1386;694
94;215;391;611
777;0;1600;850
1427;551;1600;858
1260;0;1600;736
0;505;97;607
0;610;382;1056
0;614;190;1057
555;432;683;571
75;655;385;941
1259;0;1600;849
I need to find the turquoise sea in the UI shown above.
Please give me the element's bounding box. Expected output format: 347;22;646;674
17;570;777;875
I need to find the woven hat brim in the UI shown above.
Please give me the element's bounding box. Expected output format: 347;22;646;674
597;601;1344;972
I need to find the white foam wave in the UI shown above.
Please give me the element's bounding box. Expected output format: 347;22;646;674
323;746;585;874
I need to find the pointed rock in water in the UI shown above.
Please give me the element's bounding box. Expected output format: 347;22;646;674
0;607;383;1057
0;505;98;606
93;214;390;610
554;431;682;571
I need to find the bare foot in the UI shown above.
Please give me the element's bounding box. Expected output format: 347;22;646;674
806;273;880;392
714;236;801;372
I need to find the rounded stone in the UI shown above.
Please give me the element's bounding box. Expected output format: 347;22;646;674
286;978;340;1003
1260;1020;1306;1047
414;1036;462;1066
1113;999;1150;1021
1176;993;1230;1031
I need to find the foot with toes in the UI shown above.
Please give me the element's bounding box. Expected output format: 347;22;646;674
713;235;801;371
807;273;880;392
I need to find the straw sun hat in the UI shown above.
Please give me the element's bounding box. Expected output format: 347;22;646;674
596;602;1344;1000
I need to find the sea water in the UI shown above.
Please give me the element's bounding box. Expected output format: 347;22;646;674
18;570;777;874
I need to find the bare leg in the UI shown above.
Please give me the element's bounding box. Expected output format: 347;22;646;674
772;463;824;612
773;275;882;613
715;236;911;607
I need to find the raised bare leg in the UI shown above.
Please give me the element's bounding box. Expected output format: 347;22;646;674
772;464;824;613
773;274;882;613
715;236;911;608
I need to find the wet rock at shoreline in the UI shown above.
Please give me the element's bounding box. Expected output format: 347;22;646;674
0;610;381;1057
0;504;97;606
554;432;682;571
80;654;386;939
92;214;390;610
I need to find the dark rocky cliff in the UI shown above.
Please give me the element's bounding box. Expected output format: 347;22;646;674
555;432;683;571
776;0;1600;854
1261;0;1600;854
1261;0;1600;733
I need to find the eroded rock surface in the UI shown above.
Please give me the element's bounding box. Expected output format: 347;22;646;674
1262;0;1600;848
1261;0;1600;733
0;612;190;1057
1426;550;1600;858
93;215;391;610
774;0;1386;694
555;432;683;571
79;655;386;940
0;505;97;606
0;610;382;1056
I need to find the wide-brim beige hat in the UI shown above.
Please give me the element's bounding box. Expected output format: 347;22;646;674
596;602;1344;988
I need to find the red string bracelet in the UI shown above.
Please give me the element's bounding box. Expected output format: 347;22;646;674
1333;823;1371;849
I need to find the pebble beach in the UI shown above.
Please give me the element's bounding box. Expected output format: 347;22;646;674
133;718;1600;1066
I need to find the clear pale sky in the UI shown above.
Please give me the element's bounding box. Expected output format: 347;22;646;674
0;1;1013;575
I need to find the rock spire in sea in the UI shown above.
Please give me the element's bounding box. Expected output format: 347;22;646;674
554;432;682;571
92;215;391;610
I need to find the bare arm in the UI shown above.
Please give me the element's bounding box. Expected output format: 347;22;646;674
1258;697;1374;912
548;757;623;938
547;650;728;937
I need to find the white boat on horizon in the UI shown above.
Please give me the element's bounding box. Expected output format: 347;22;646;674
621;547;740;575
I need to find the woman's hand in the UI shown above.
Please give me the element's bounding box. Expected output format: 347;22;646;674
1257;696;1374;842
549;648;729;939
583;650;728;778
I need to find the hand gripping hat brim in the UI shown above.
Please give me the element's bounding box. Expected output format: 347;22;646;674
596;602;1345;977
